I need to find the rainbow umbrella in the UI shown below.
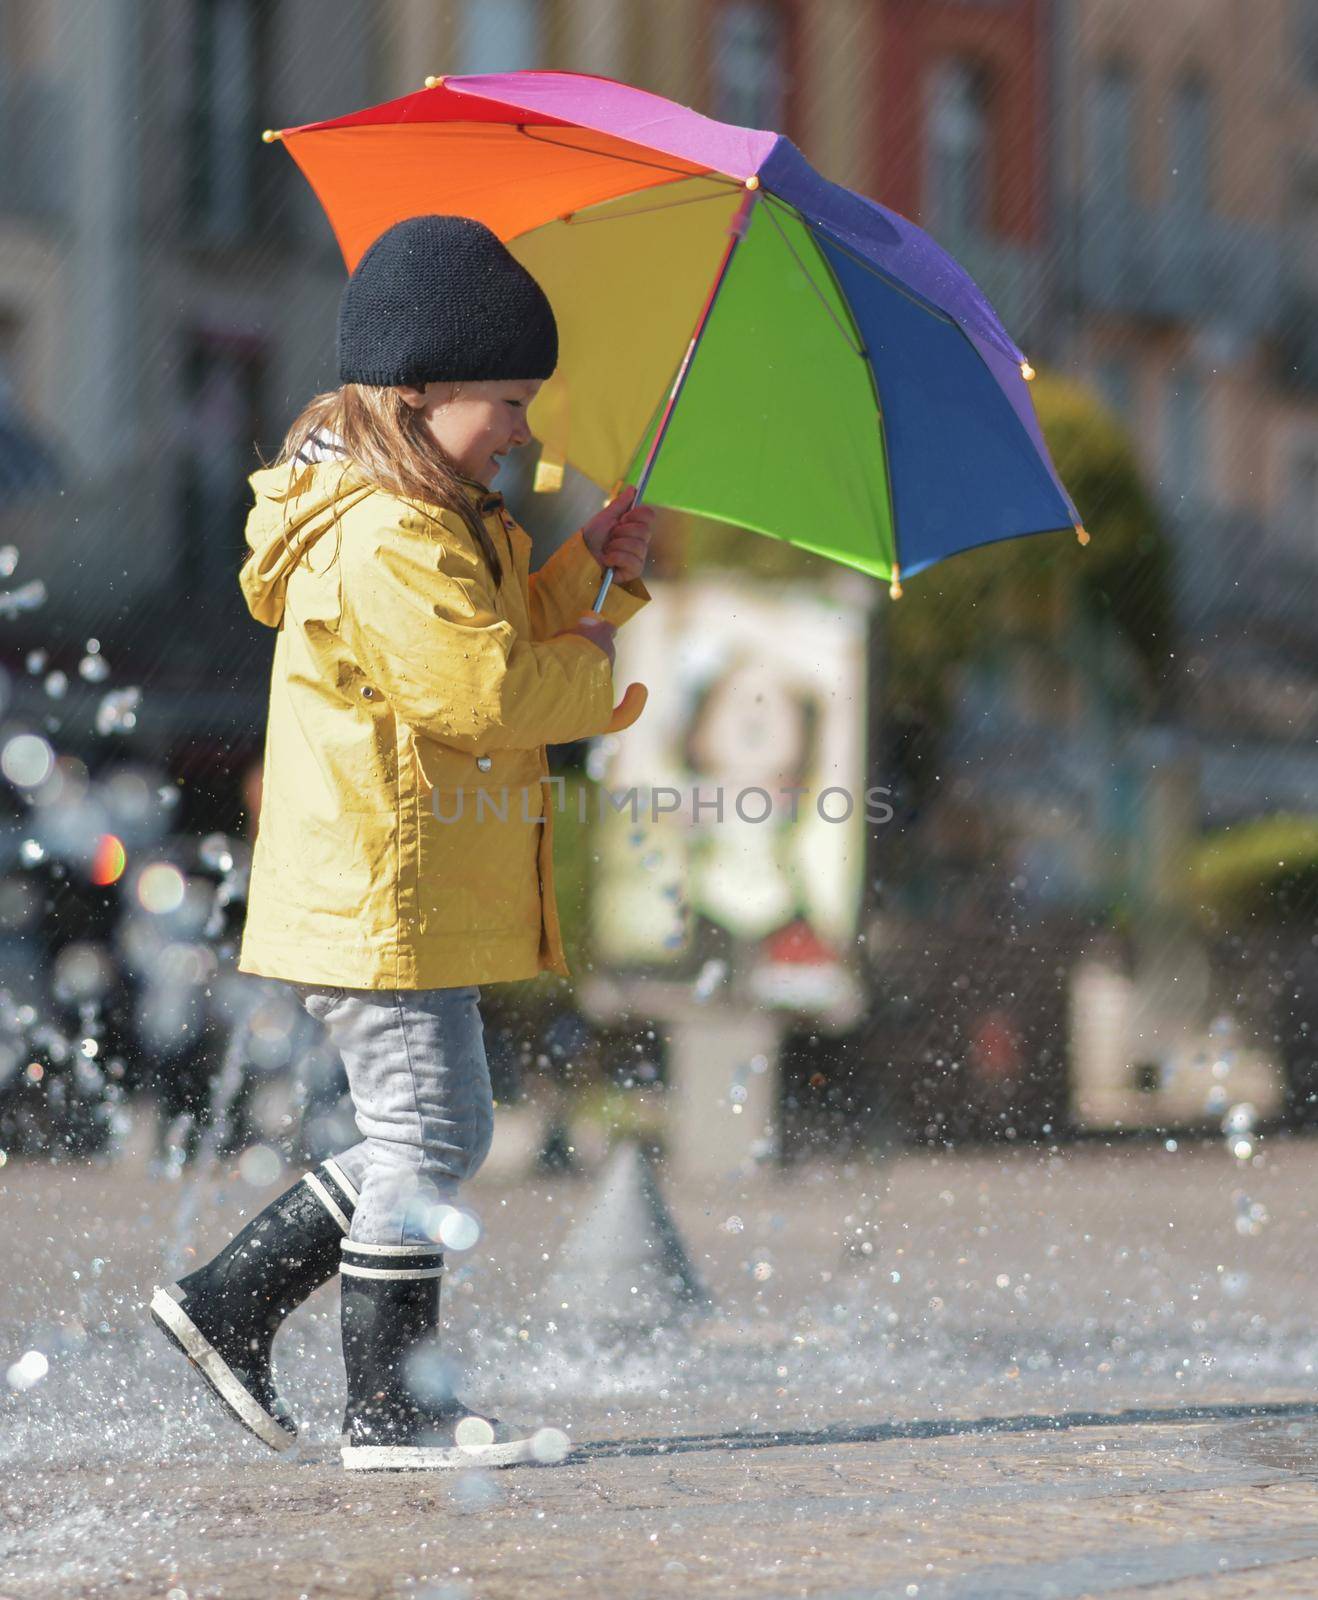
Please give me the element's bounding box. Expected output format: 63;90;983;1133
263;70;1085;607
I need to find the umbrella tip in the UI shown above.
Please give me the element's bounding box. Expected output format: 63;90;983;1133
425;75;446;88
888;566;903;600
1075;525;1090;546
1020;359;1036;381
744;175;761;191
261;128;282;144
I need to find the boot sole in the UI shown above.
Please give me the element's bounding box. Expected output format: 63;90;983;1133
341;1438;542;1471
150;1285;296;1455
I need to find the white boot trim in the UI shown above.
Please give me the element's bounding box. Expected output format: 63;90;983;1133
342;1437;539;1471
321;1158;360;1205
302;1171;351;1234
340;1263;444;1280
341;1241;444;1255
150;1286;295;1454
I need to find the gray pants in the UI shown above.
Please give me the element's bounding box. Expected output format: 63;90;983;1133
290;984;495;1246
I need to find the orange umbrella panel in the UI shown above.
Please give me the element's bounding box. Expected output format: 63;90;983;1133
284;121;718;269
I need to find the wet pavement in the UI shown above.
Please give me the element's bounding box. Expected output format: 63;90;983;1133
5;1120;1318;1598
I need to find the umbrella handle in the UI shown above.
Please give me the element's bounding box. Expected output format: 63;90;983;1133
603;680;648;734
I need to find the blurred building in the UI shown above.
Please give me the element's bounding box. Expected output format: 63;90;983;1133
0;0;379;797
1053;0;1318;830
0;0;1314;845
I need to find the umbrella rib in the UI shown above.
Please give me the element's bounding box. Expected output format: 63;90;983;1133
793;213;903;588
513;123;733;183
559;186;739;226
771;199;961;332
758;196;866;359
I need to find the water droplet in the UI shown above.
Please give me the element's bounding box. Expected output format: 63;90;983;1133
436;1206;481;1252
238;1144;283;1187
0;580;47;618
531;1426;571;1463
136;862;185;913
1234;1194;1268;1235
198;833;235;873
453;1414;495;1448
6;1349;48;1390
692;958;728;1001
2;733;54;788
96;686;141;736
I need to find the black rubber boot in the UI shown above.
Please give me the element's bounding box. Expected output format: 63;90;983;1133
339;1242;549;1470
150;1158;359;1451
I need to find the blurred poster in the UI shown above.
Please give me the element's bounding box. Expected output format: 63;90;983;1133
590;577;871;1011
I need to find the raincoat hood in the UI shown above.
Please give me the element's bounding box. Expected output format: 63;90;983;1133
240;458;375;628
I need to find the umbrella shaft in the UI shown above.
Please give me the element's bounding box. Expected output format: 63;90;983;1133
592;566;614;611
635;187;757;506
592;185;758;616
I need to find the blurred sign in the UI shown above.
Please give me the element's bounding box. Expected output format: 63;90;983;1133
590;576;871;1019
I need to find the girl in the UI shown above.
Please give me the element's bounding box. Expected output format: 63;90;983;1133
151;214;654;1471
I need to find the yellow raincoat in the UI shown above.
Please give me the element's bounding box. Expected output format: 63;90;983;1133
236;458;650;989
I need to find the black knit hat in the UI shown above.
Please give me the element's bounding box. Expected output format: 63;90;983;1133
337;214;558;386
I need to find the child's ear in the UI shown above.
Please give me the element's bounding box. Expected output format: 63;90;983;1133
396;384;427;410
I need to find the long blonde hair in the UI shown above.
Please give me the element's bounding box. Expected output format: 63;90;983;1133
272;383;504;589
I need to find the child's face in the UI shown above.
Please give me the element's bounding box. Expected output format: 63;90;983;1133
397;377;544;487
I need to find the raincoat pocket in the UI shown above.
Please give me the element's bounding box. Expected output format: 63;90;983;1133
410;733;480;794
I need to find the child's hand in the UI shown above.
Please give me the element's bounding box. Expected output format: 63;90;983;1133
559;612;617;667
580;485;656;584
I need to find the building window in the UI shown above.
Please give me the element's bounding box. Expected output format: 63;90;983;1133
924;57;991;241
0;311;61;497
1162;370;1205;508
1295;0;1318;89
455;0;543;74
177;330;266;599
1169;76;1212;213
1285;442;1318;554
711;1;785;131
1288;157;1318;269
186;0;268;238
0;312;20;407
1086;62;1136;203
